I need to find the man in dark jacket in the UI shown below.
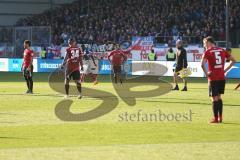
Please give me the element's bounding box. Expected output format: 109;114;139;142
172;40;188;91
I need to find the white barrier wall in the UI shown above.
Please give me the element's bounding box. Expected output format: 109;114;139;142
132;61;205;77
0;58;8;71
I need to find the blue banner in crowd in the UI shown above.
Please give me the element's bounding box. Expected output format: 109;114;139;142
8;59;23;72
37;59;63;72
98;60;132;75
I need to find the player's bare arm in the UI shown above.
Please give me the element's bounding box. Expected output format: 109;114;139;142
28;54;33;71
201;57;211;77
107;52;112;63
122;39;140;55
224;55;236;73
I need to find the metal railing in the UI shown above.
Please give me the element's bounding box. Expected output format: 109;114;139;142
0;26;51;58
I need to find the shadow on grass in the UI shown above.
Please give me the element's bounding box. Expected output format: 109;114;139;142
0;93;63;98
142;99;240;107
0;121;17;124
221;122;240;125
0;136;28;140
0;112;19;116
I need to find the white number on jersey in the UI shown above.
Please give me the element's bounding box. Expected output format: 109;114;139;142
214;51;222;64
214;51;222;68
71;49;80;59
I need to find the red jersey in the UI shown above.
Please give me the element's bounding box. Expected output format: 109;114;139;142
203;47;230;81
65;47;83;72
23;49;34;67
108;50;127;66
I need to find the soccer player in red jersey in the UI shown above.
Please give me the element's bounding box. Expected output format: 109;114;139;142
201;36;236;123
108;44;127;84
22;40;34;94
62;38;84;99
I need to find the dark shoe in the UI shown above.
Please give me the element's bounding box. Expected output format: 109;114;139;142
28;91;33;94
78;94;83;99
172;85;179;91
209;118;219;124
218;116;223;123
181;87;187;91
25;90;30;94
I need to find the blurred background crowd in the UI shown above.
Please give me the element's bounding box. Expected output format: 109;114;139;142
15;0;240;46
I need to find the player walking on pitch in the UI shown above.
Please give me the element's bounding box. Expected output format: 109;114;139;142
81;44;98;85
62;38;84;99
22;40;34;94
201;36;236;123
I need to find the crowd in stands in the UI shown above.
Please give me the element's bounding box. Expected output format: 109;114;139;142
16;0;240;46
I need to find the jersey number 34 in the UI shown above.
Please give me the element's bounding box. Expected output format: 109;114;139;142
71;50;80;59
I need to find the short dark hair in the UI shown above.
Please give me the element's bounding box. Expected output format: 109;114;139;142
204;36;215;44
24;40;31;46
226;48;232;52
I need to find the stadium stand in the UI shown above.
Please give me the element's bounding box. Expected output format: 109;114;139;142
13;0;240;47
0;0;76;26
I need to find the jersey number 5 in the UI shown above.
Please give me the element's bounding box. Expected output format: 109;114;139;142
214;52;222;65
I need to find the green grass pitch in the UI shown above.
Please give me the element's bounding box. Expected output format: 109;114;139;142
0;73;240;160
